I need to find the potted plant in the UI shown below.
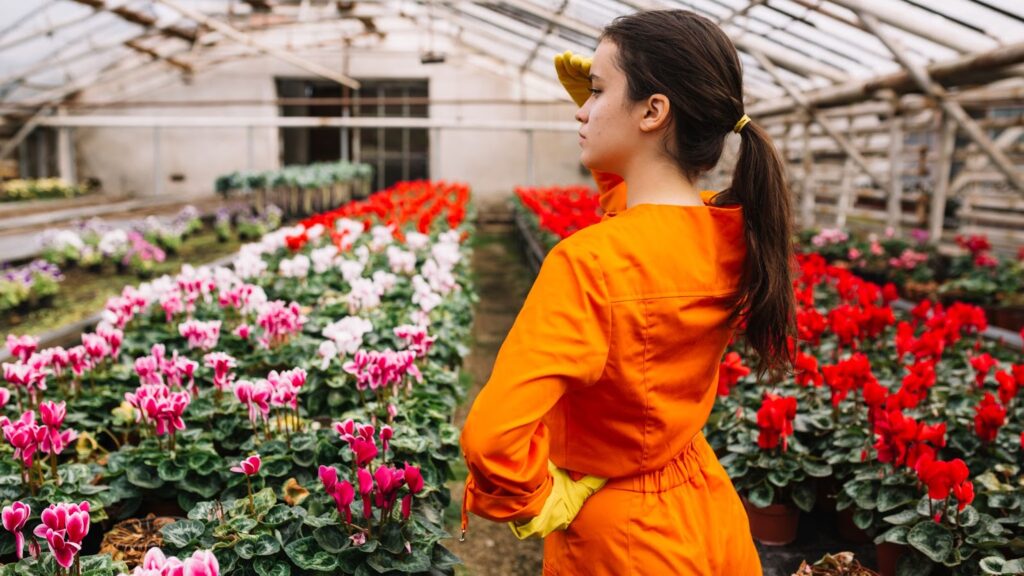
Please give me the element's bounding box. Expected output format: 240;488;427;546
718;391;821;545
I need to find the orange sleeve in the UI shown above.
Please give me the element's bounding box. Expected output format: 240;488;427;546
460;242;611;522
592;171;627;217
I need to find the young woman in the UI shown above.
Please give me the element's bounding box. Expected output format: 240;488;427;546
460;9;795;575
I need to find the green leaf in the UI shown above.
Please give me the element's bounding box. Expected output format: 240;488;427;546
252;487;277;518
253;558;292;576
284;537;339;572
767;469;792;488
161;519;206;549
367;548;431;574
263;504;296;527
253;534;281;557
229;516;258;534
907;521;954;563
126;464;164;489
853;509;874;531
877;486;916;513
800;459;833;478
746;484;774;509
431;544;462;570
313;526;348;554
791;481;816;513
875;525;909;545
958;506;980;528
235;537;259;560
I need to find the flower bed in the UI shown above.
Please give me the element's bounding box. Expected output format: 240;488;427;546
36;206;280;280
215;162;374;218
517;192;1024;575
799;227;1024;331
0;261;63;316
1;180;475;575
1;179;90;203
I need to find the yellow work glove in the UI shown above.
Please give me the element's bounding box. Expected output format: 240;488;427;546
508;460;607;539
554;50;592;108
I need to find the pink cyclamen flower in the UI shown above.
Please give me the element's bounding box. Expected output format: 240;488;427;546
37;400;77;456
96;324;124;359
6;335;39;363
2;501;30;559
1;411;41;468
33;501;90;569
380;425;393;453
178;320;222;351
183;550;220;576
231;454;261;476
0;387;9;407
233;323;252;340
203;352;237;392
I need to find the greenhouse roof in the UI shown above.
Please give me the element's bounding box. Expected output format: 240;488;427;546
1;0;1023;109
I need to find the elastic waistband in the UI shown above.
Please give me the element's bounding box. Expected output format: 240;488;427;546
606;432;717;493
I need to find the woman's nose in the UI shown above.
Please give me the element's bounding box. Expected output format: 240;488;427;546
574;104;587;124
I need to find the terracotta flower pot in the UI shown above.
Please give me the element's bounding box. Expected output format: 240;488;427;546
836;507;872;544
875;542;906;576
742;498;799;546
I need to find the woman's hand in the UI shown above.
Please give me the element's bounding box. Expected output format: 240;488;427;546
508;460;607;539
554;50;593;108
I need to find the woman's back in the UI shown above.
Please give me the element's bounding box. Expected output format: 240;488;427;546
544;194;746;480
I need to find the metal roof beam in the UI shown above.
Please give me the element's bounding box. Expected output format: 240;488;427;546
859;12;1024;195
751;49;888;190
828;0;994;54
153;0;360;88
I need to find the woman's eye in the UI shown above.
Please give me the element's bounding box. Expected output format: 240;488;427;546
589;88;601;95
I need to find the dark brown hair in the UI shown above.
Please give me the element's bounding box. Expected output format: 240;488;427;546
602;10;795;380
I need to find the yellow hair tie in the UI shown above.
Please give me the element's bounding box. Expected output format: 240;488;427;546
733;114;751;134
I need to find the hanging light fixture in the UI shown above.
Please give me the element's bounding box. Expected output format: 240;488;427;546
419;0;445;64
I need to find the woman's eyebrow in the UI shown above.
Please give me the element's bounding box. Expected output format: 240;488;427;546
589;74;601;81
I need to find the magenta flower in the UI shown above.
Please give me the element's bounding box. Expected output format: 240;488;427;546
404;464;424;494
373;466;406;510
96;324;123;359
380;425;393;453
81;333;110;364
33;501;90;570
37;400;77;457
0;387;10;408
178;320;222;351
183;550;220;576
358;468;373;519
6;335;38;363
1;411;41;468
351;437;378;467
233;380;271;425
319;465;355;523
2;501;30;559
203;352;237;393
231;454;262;476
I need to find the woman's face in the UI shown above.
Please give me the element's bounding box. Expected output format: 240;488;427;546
575;40;645;174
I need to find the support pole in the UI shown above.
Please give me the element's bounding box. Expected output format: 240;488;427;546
801;118;815;227
57;107;76;184
526;130;535;186
153;126;163;198
885;94;903;231
929;114;957;245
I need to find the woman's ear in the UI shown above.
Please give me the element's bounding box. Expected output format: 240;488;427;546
639;94;671;133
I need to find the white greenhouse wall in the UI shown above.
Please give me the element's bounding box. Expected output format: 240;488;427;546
71;33;591;208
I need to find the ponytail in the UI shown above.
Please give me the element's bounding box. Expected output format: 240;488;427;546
717;120;795;381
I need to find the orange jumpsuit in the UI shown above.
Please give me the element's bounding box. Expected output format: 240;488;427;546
460;174;762;575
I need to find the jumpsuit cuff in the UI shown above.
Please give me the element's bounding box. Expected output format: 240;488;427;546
463;472;554;523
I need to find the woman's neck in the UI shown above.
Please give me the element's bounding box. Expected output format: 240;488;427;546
622;158;703;208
